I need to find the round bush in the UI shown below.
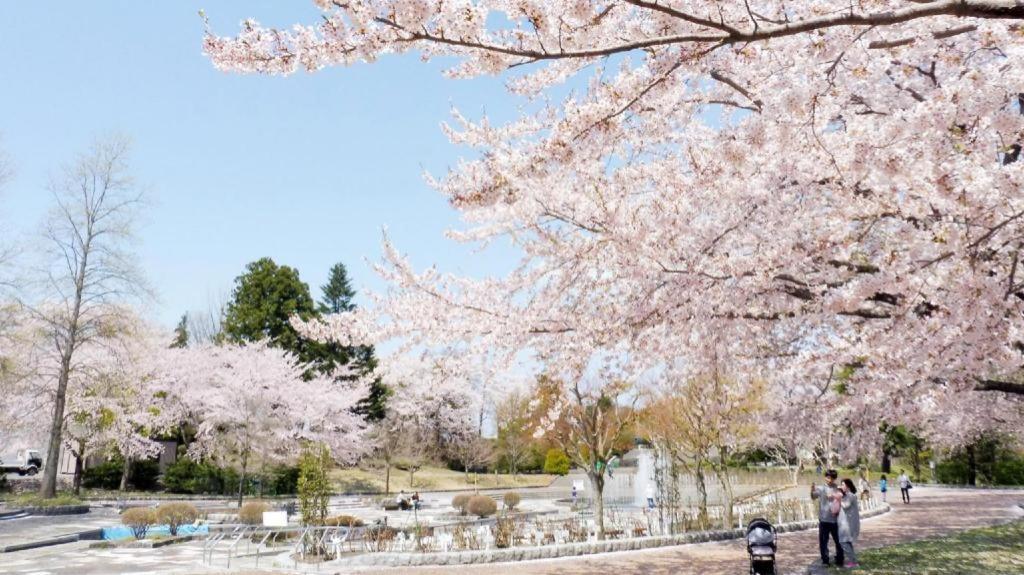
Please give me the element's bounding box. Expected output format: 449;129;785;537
467;495;497;518
543;449;571;475
155;502;200;536
121;507;156;540
323;514;365;527
451;493;471;515
502;491;521;511
238;501;270;525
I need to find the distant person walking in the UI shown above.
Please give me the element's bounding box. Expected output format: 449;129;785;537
810;469;845;567
898;470;912;504
879;475;888;502
839;478;861;568
571;483;578;506
858;468;871;503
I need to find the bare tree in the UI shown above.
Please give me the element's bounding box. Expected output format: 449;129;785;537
369;411;406;495
449;431;494;490
0;140;16;286
535;377;638;540
643;370;765;529
186;290;228;345
29;136;148;498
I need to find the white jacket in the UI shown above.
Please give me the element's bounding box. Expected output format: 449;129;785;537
838;493;861;543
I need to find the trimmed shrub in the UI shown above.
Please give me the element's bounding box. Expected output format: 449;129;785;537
993;458;1024;485
163;458;225;494
451;493;471;515
502;491;521;511
271;466;301;495
543;449;571;476
155;503;199;536
121;507;156;540
467;495;497;518
238;501;270;525
935;459;970;485
82;460;123;490
324;514;365;527
130;460;161;491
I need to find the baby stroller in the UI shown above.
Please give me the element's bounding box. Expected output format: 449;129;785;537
746;517;777;575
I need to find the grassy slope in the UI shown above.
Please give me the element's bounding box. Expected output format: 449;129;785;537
332;465;556;493
855;519;1024;574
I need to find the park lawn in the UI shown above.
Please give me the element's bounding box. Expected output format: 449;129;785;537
853;519;1024;574
332;465;556;493
1;492;83;507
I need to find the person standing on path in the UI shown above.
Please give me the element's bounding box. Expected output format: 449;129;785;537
857;468;871;503
898;470;912;504
879;474;888;502
839;478;862;568
810;469;845;567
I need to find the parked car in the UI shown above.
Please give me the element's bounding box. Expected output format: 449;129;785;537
0;450;43;476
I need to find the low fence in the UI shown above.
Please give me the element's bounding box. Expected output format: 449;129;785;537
320;500;891;569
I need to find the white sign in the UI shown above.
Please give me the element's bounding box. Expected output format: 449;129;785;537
572;480;586;493
263;511;288;527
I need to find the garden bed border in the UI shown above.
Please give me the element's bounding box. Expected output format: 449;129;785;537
288;503;891;568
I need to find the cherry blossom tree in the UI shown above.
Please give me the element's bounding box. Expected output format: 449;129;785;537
356;351;478;489
211;2;1024;467
170;341;367;506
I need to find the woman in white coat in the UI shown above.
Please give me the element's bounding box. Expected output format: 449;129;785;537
839;478;861;568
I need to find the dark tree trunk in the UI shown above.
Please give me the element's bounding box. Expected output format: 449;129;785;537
966;445;977;486
237;451;249;508
119;458;132;491
40;353;74;498
881;450;892;474
72;455;84;496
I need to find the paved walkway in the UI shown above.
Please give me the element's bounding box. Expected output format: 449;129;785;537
0;508;120;550
356;487;1023;575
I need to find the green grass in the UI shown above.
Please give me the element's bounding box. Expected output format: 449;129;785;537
853;520;1024;574
4;492;83;507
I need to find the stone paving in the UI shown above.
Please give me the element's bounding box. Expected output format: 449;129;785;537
0;540;211;575
0;508;120;549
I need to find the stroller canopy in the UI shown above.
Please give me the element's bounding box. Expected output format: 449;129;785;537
746;518;775;546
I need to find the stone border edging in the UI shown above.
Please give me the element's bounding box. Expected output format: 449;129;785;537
0;509;28;520
23;504;90;516
302;504;891;568
1;528;102;554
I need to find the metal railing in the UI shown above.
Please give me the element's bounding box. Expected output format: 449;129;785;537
201;523;356;570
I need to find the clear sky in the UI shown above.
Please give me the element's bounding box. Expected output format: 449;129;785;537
0;2;524;328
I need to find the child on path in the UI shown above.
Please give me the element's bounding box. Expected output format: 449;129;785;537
879;475;888;502
839;478;861;568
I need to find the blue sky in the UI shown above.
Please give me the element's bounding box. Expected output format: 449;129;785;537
0;2;524;327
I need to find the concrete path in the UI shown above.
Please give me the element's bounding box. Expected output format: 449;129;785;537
358;487;1024;575
0;508;120;550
